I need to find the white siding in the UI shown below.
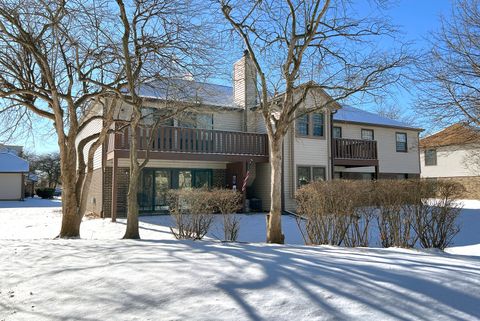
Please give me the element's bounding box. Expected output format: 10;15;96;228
251;162;271;211
76;117;103;170
420;145;479;178
115;159;227;169
0;173;22;200
281;112;332;212
334;122;421;174
213;110;243;132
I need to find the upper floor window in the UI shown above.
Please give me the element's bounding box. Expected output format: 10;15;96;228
197;114;214;130
142;108;174;126
361;129;374;140
178;113;213;129
297;166;326;188
396;132;407;152
312;113;324;136
333;126;342;138
424;149;437;166
296;112;325;137
296;114;309;136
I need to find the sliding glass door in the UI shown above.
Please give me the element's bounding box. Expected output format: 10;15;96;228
139;168;212;213
154;170;170;211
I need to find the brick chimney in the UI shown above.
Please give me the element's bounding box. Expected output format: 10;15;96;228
233;51;257;131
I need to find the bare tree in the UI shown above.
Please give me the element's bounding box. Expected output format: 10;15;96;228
372;104;418;126
218;0;410;243
110;0;215;239
416;0;480;127
0;0;121;237
30;152;61;188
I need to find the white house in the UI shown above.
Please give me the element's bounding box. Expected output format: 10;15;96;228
420;123;480;199
0;151;29;200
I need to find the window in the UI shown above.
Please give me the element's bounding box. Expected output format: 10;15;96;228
193;170;211;188
396;132;407;152
424;149;437;166
296;114;309;136
197;114;213;130
312;167;326;181
297;166;311;187
297;166;326;188
361;129;374;140
141;108;174;126
296;112;325;137
312;113;324;137
178;170;192;189
333;126;342;138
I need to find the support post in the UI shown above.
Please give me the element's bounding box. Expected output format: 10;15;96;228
111;154;118;222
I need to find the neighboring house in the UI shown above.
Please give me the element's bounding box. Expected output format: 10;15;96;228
78;53;423;217
0;143;23;156
420;123;480;199
0;151;29;200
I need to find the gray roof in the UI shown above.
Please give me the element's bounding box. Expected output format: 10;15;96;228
134;80;421;131
135;79;237;108
334;105;422;130
0;152;29;173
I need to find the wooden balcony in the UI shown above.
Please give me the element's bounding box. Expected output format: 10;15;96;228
107;125;269;162
332;138;378;167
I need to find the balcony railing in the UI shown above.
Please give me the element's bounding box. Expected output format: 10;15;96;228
108;125;269;157
333;138;377;160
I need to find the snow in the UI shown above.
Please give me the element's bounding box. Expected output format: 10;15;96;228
0;152;29;173
334;105;422;130
134;78;236;108
0;198;479;320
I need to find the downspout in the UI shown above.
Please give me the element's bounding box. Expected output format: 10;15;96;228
290;126;295;199
330;109;337;180
101;98;107;218
281;138;285;213
417;132;421;179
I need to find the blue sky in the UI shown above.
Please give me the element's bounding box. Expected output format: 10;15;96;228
3;0;453;154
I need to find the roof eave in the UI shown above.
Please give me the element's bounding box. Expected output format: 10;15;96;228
333;119;424;132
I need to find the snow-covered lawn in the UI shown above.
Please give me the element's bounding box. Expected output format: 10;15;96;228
1;198;479;320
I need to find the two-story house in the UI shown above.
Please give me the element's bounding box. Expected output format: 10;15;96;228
78;53;422;217
420;123;480;199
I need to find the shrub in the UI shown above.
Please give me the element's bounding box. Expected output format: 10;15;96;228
345;180;378;247
167;189;215;240
413;181;464;249
296;181;357;246
210;189;243;242
295;179;464;250
35;188;55;199
374;180;417;248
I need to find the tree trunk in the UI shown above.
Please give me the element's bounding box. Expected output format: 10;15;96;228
123;163;141;239
123;111;141;239
58;147;82;238
267;137;285;244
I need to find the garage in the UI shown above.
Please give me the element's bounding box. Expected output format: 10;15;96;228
0;152;29;200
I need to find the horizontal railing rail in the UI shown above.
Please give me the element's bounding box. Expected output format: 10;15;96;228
333;138;377;160
108;125;269;156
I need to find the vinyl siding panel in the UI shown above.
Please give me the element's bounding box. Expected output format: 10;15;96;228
115;158;228;169
420;145;479;177
251;162;271;211
213;110;243;132
76;117;103;170
282;112;332;212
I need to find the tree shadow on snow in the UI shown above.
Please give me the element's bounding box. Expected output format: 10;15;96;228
5;238;478;321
